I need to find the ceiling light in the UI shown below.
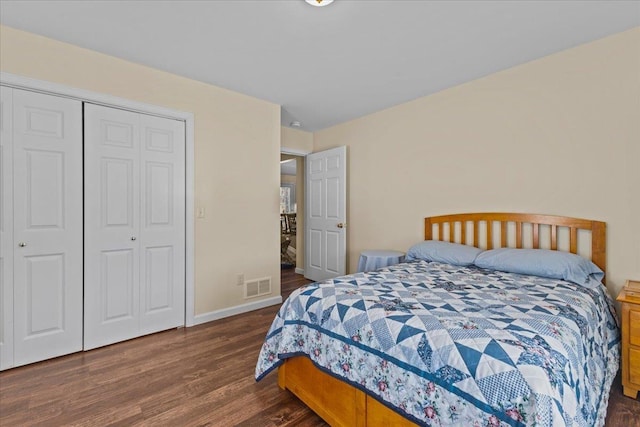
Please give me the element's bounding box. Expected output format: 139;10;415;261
290;121;302;128
305;0;334;7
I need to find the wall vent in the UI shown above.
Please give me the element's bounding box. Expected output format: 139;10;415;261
244;276;272;299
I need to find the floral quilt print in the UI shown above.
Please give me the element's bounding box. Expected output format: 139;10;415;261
255;260;620;427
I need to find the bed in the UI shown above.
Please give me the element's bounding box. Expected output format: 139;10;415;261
255;213;620;426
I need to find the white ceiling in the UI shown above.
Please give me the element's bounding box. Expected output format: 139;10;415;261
1;1;638;131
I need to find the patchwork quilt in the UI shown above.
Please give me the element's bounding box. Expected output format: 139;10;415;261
255;260;620;427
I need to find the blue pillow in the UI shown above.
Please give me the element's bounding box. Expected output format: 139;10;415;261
474;248;604;288
405;240;483;266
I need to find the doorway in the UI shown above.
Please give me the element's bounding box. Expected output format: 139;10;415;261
280;154;304;275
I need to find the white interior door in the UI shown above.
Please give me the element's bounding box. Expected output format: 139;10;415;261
305;146;347;282
139;114;185;335
0;86;14;370
84;104;185;350
12;89;83;366
84;104;141;349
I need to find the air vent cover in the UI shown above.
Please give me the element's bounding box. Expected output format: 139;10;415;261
244;277;271;299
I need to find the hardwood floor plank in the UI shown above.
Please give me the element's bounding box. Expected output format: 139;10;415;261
0;270;637;426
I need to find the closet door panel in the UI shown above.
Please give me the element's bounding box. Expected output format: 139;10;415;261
139;115;185;334
12;89;83;366
84;104;140;350
0;86;14;370
101;249;135;321
21;254;65;333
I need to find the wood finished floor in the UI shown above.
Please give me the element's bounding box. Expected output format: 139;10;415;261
1;269;638;426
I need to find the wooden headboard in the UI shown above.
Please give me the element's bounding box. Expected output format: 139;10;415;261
424;212;606;282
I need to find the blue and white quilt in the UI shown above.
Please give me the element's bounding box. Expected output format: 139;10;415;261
255;260;620;427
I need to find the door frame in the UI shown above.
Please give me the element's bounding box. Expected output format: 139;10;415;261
281;148;311;275
0;72;197;327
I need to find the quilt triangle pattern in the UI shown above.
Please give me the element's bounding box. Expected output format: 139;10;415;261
256;259;620;427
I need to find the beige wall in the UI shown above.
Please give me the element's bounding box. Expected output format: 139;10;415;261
314;27;640;300
282;126;313;154
0;25;282;315
3;24;637;313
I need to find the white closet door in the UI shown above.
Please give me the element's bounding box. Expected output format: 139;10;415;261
139;114;185;334
0;86;14;370
84;104;185;349
12;89;83;366
84;104;141;350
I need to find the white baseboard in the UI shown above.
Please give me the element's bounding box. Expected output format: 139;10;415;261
295;267;304;275
192;295;283;326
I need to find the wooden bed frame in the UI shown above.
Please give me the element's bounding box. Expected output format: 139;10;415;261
277;212;607;427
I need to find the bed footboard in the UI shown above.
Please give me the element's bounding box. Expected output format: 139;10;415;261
278;357;416;427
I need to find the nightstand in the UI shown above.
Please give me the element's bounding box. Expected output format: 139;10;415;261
617;281;640;399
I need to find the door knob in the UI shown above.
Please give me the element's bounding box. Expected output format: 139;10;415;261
337;223;346;229
18;242;27;247
131;236;137;241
